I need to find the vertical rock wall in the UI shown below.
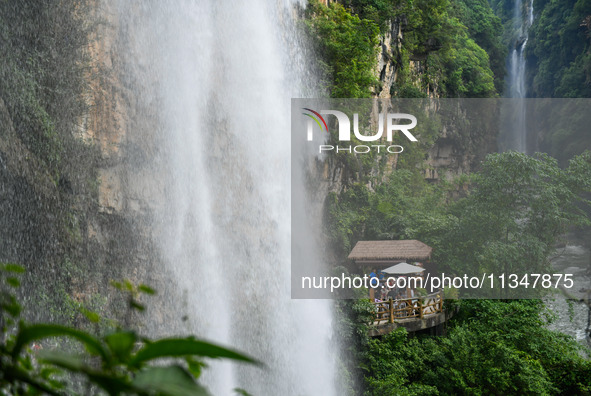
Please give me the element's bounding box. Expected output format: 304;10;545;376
373;19;497;181
0;0;165;327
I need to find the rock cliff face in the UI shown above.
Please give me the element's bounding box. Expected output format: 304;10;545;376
0;0;164;327
374;21;401;99
76;0;171;327
315;13;497;195
372;19;497;181
86;1;165;216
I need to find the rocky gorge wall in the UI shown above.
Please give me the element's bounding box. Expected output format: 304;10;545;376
374;18;498;180
0;0;166;329
315;13;498;195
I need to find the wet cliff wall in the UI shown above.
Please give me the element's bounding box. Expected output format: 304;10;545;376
0;1;162;328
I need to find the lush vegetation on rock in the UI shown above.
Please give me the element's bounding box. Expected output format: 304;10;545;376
0;1;135;342
330;151;591;393
0;0;96;181
453;0;507;92
392;0;498;97
305;0;501;98
527;0;591;98
304;1;381;98
307;1;591;395
327;151;591;272
528;0;591;161
362;300;591;395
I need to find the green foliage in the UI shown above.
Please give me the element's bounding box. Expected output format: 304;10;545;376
0;267;258;395
490;0;591;104
340;0;399;32
0;2;105;332
0;263;26;319
435;152;591;289
396;84;428;98
110;280;156;313
453;0;507;92
428;32;497;97
304;1;380;97
324;169;450;261
26;257;117;335
303;0;500;200
516;0;591;161
362;300;591;395
527;0;591;98
327;151;591;283
393;0;450;57
330;151;591;392
389;0;498;98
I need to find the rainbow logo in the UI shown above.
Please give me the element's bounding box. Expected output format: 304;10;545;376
302;108;328;139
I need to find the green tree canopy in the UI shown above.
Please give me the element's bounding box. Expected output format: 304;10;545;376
304;1;380;98
362;300;591;395
437;152;591;281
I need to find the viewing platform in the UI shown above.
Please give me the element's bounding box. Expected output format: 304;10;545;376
348;239;450;336
369;290;447;336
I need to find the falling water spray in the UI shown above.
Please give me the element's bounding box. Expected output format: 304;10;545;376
113;1;336;394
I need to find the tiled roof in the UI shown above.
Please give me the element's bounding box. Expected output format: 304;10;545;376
348;240;432;261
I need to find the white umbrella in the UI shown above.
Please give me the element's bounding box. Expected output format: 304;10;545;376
382;262;425;275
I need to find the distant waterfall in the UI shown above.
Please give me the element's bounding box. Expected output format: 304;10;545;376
114;1;336;395
503;0;534;152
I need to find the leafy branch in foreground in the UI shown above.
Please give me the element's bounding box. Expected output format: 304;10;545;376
0;265;259;396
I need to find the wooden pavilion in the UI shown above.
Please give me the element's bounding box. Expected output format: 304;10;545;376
348;239;432;268
348;240;448;336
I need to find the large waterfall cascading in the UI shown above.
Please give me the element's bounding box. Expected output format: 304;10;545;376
505;0;534;152
114;1;335;395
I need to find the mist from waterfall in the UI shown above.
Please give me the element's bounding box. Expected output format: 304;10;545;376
114;1;336;395
504;0;534;152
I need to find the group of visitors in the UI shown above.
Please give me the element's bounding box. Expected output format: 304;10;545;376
369;268;411;302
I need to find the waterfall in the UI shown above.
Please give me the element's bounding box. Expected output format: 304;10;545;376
113;1;335;395
504;0;534;152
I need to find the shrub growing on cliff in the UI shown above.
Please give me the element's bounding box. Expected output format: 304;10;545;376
304;1;380;98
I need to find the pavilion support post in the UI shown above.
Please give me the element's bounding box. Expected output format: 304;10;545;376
389;299;394;323
419;299;423;319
